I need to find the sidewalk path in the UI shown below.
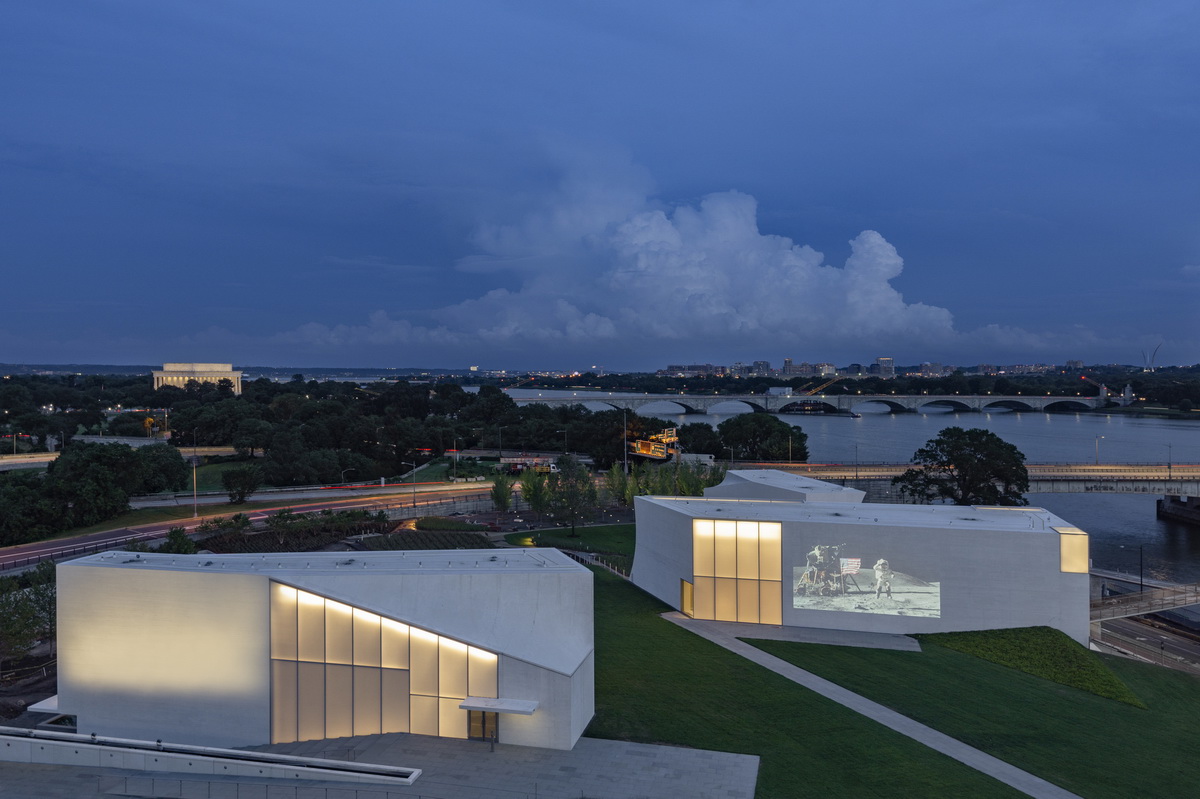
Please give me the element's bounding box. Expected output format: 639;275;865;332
664;613;1083;799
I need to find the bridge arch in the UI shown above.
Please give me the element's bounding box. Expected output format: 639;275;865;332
916;399;973;412
707;400;768;414
632;399;703;415
849;399;908;413
778;400;839;414
1043;399;1093;412
982;400;1036;412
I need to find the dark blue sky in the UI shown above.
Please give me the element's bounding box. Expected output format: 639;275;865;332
4;1;1198;370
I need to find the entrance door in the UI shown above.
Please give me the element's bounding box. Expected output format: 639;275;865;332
468;710;498;741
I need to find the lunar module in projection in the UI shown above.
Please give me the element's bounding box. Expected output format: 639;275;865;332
795;545;897;599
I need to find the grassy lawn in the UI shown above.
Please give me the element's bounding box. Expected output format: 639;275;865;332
587;568;1023;798
193;461;251;492
748;635;1199;798
506;523;635;554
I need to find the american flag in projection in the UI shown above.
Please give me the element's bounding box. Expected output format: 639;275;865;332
840;558;861;575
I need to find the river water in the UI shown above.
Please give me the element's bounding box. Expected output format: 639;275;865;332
506;389;1200;583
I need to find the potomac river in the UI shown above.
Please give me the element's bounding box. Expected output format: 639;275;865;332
507;389;1200;584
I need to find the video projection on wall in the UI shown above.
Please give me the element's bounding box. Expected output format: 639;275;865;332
790;534;941;618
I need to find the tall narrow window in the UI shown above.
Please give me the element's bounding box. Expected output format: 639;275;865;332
269;583;497;744
690;520;783;624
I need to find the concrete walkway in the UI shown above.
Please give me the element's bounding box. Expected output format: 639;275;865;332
252;733;760;799
665;613;1081;799
0;734;758;799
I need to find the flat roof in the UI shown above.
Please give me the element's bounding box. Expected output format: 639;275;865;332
65;548;587;575
637;496;1075;534
718;469;863;495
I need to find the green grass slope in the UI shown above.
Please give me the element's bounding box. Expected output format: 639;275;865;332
749;635;1195;799
587;569;1022;799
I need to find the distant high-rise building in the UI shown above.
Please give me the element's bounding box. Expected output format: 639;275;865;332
751;360;772;375
782;358;795;374
875;357;895;378
1064;360;1084;371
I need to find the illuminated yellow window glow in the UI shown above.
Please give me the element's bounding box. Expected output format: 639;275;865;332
1055;527;1089;573
269;582;497;744
691;519;783;624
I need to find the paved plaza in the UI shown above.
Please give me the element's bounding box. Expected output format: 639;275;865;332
0;733;759;799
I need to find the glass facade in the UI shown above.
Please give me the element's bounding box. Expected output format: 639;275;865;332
690;519;782;624
269;582;498;744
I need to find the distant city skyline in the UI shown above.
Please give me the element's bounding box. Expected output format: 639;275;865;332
4;3;1199;370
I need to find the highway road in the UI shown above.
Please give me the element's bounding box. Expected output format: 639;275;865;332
1098;616;1200;674
0;483;495;572
129;478;490;508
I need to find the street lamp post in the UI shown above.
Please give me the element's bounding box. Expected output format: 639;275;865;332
452;436;461;481
340;468;356;484
192;428;199;519
854;444;859;481
1121;544;1145;592
622;409;628;475
1094;435;1104;466
557;429;567;455
1165;443;1173;480
401;461;417;508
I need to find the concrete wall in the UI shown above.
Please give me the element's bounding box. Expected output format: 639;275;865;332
295;565;592;678
57;555;595;751
631;501;1090;644
57;564;271;747
778;519;1090;643
629;499;694;611
497;657;583;750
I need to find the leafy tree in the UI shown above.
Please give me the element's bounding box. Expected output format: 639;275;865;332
221;465;262;504
233;419;275;456
134;443;190;493
491;473;514;512
160;527;199;554
0;580;38;670
678;422;723;457
518;469;550;520
604;467;631;507
717;414;808;461
892;426;1029;506
547;455;598;536
24;561;57;655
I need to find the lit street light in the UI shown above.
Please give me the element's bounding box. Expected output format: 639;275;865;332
192;428;200;519
401;461;417;508
1094;435;1105;466
1121;544;1145;593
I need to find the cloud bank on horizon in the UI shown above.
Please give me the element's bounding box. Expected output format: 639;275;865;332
274;161;1098;370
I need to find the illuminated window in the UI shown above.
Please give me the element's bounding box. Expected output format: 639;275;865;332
690;520;782;623
1054;527;1089;573
269;583;496;744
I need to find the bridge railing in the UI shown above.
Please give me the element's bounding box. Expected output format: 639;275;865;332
1090;584;1200;621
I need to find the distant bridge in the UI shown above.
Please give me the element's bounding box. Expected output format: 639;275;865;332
512;392;1105;414
751;463;1200;497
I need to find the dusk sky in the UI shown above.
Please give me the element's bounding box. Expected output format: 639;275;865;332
4;2;1199;371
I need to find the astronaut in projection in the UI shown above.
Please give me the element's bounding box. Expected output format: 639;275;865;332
872;558;894;599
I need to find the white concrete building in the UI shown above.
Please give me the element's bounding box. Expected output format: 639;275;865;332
56;549;593;751
632;471;1090;643
703;469;865;503
152;363;243;394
